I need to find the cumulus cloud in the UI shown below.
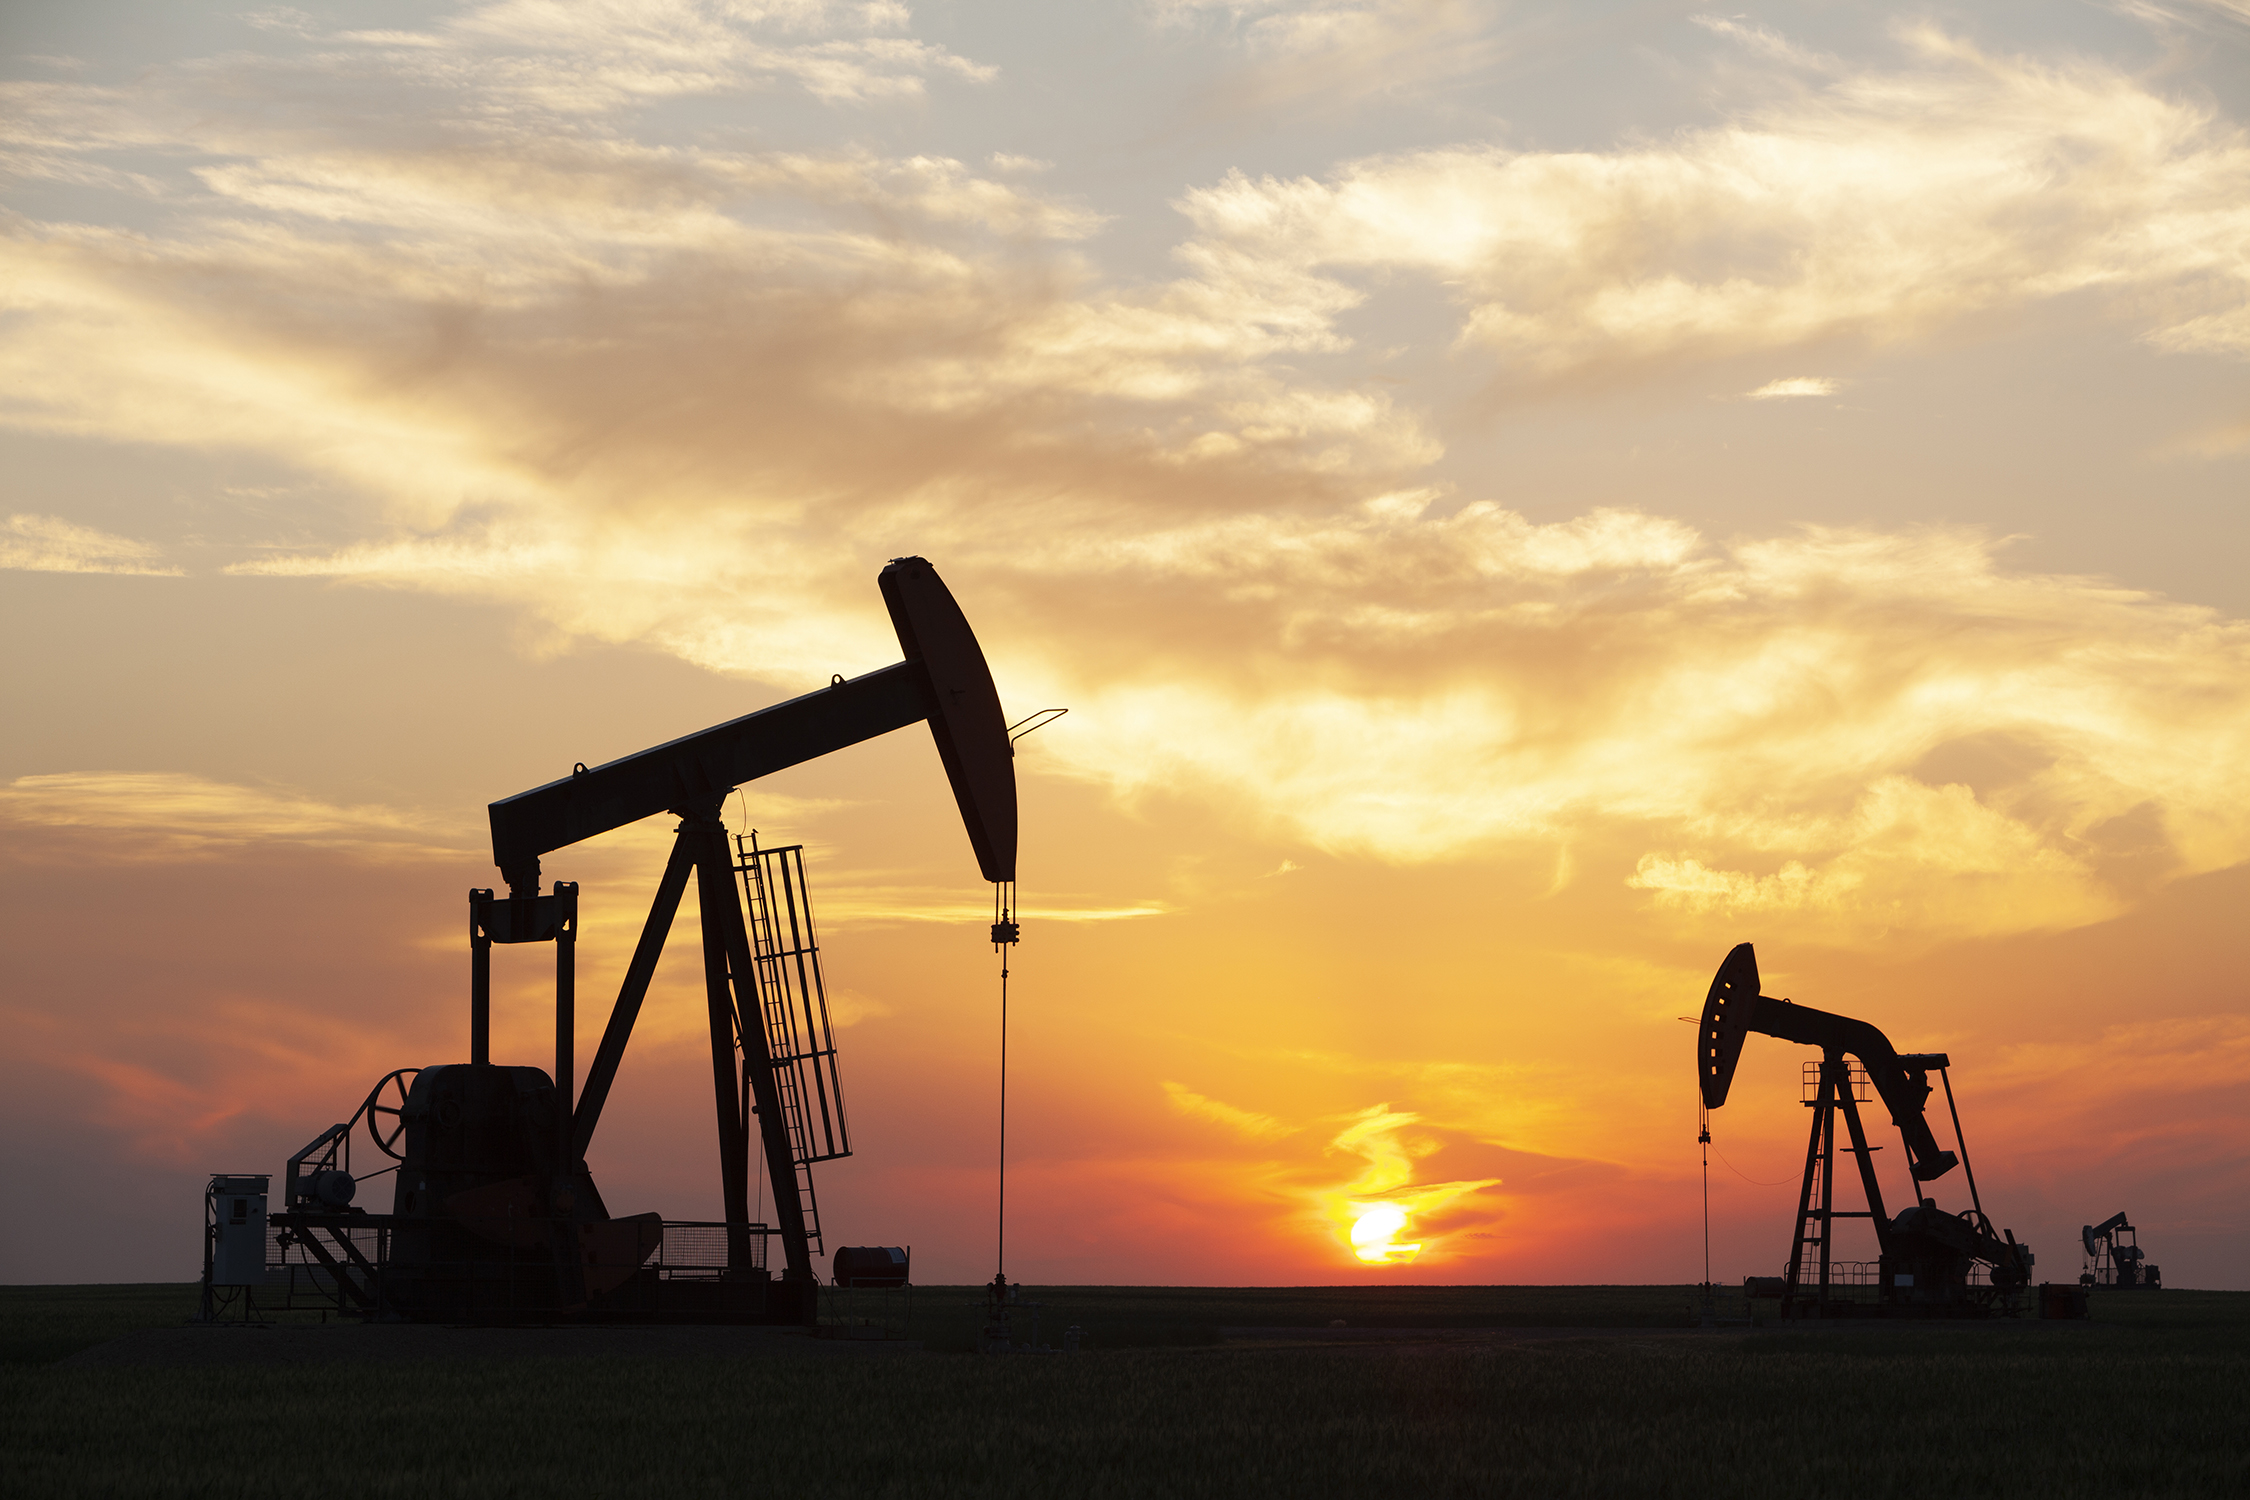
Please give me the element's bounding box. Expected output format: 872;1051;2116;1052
1627;778;2121;940
0;4;1425;538
1175;26;2250;376
10;16;2241;539
994;513;2250;942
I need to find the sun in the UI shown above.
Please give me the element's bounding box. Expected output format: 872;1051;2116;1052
1349;1202;1422;1265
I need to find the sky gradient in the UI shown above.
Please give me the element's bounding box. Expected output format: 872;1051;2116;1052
3;0;2246;1289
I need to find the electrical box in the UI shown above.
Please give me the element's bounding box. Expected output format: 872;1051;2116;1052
208;1174;270;1286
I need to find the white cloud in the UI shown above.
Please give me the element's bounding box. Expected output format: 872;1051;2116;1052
1170;28;2250;375
1747;376;1837;400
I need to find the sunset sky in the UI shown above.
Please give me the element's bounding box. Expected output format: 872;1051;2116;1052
3;0;2246;1291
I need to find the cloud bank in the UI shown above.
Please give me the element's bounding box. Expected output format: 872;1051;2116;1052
4;7;2247;948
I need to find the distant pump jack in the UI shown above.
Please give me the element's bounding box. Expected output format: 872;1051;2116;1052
2081;1213;2160;1291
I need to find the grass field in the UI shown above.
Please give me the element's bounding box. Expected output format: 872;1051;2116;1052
4;1283;2243;1498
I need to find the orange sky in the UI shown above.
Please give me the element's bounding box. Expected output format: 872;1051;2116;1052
3;1;2247;1288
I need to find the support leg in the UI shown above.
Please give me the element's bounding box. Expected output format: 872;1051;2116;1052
554;882;578;1167
693;825;817;1295
1837;1087;1895;1308
694;838;753;1265
1817;1062;1839;1307
470;890;493;1066
1784;1068;1835;1319
1837;1087;1891;1233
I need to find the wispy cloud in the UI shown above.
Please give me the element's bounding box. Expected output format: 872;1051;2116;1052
1746;376;1837;400
1151;1;1509;113
1163;1080;1296;1139
2115;1;2250;36
348;0;991;111
0;773;468;858
1690;13;1842;72
0;515;183;576
810;884;1168;927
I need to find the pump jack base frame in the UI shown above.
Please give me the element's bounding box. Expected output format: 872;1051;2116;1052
1780;1058;2026;1321
247;1212;791;1325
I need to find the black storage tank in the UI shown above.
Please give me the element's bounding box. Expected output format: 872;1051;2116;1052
832;1246;910;1287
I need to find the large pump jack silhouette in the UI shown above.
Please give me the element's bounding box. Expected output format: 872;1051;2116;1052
272;558;1015;1323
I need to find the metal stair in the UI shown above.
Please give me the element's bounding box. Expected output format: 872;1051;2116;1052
735;833;850;1255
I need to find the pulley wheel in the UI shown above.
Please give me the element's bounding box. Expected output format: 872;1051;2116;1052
363;1068;420;1160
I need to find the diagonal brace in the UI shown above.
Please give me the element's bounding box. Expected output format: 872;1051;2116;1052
569;829;698;1163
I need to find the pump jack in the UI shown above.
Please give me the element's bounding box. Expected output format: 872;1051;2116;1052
2081;1213;2159;1290
261;558;1016;1324
1700;944;2036;1318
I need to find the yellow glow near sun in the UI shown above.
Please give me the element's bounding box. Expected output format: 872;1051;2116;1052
1349;1202;1421;1264
1322;1105;1500;1267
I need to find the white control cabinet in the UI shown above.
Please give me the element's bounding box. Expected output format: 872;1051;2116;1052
208;1174;270;1286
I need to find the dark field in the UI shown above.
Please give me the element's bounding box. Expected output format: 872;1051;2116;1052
4;1283;2243;1498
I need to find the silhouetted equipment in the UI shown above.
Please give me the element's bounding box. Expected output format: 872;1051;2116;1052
1700;943;2052;1319
978;1269;1055;1353
833;1246;911;1287
2081;1212;2160;1290
240;558;1014;1324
